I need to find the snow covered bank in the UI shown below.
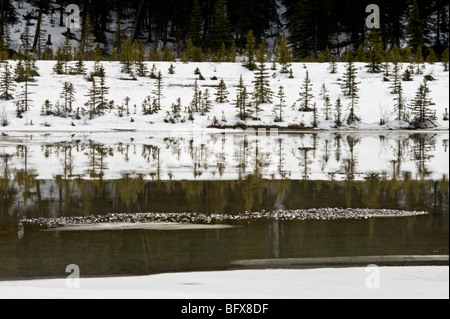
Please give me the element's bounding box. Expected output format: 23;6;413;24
0;267;448;299
1;61;448;133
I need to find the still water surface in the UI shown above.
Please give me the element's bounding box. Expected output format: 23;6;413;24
0;132;448;279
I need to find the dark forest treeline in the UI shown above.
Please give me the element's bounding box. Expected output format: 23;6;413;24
0;0;449;58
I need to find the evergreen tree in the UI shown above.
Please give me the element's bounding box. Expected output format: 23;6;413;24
273;86;286;122
365;28;383;73
62;34;72;74
335;98;343;127
414;45;425;75
0;61;14;100
234;75;251;121
407;2;424;52
390;59;402;94
190;80;201;112
200;89;213;115
442;49;449;72
168;63;176;74
20;23;33;52
188;0;203;47
0;36;8;62
341;50;360;124
85;78;99;119
60;82;76;115
402;67;414;81
409;79;436;128
40;99;53;116
209;0;233;51
163;44;175;62
244;30;257;70
312;102;319;127
328;55;338;74
356;44;366;62
215;79;229;103
297;70;314;112
152;71;164;111
425;49;437;64
393;80;406;121
70;57;87;75
79;13;95;60
134;40;148;76
120;38;134;75
252;40;273;106
277;34;293;74
113;17;127;55
53;48;65;74
98;76;110;113
14;53;38;114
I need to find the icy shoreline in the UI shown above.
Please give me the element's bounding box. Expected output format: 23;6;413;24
0;267;448;299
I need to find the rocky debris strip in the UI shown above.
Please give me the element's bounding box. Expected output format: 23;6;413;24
20;208;430;229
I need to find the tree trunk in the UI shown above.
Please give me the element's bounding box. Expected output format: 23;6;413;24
132;0;145;42
32;9;43;51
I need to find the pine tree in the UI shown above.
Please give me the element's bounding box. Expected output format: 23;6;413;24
0;36;8;62
168;63;176;74
442;49;449;72
113;17;127;55
190;80;201;112
277;34;293;74
98;76;109;113
297;70;314;112
71;56;87;75
341;50;360;124
53;48;65;74
134;41;147;76
234;75;251;121
209;0;232;51
402;66;413;81
40;99;53;116
244;30;257;71
414;45;425;75
60;82;76;115
252;40;273;106
188;0;203;47
356;44;366;62
312;102;319;127
163;44;175;62
393;80;406;121
14;53;38;113
79;13;95;60
0;62;14;100
365;28;383;73
61;34;72;74
328;55;338;74
85;78;100;119
407;2;424;52
20;23;33;52
335;98;343;127
215;79;229;103
200;89;213;115
141;96;153;115
390;60;402;94
120;38;134;75
152;71;164;111
409;79;436;128
323;96;332;121
425;49;437;64
319;84;332;120
274;86;286;122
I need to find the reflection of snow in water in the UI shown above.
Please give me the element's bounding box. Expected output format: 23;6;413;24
0;132;448;182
